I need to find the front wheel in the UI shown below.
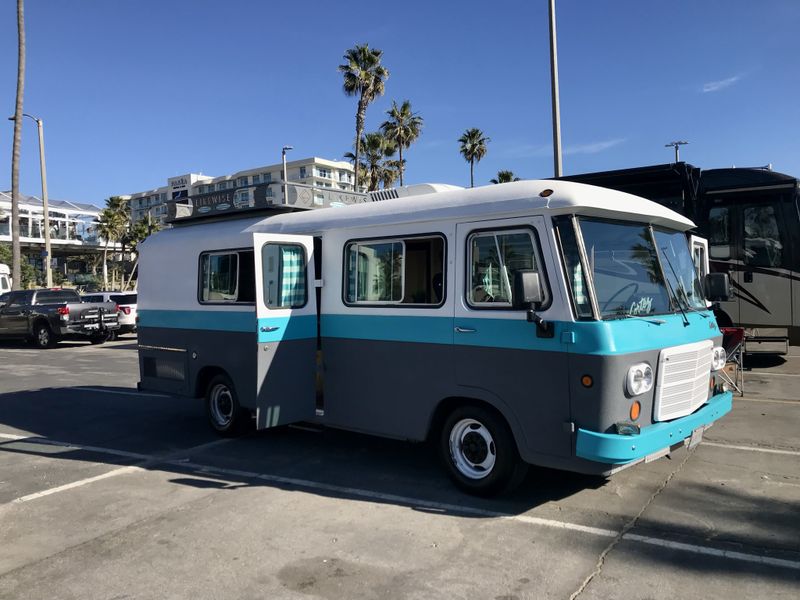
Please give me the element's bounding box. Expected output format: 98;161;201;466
205;374;248;436
440;405;527;496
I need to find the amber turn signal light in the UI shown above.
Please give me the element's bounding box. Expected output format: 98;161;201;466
581;375;593;388
630;401;641;421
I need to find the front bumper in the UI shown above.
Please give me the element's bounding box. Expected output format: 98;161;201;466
575;391;733;464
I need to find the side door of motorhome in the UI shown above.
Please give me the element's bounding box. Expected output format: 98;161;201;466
253;233;318;429
453;216;572;458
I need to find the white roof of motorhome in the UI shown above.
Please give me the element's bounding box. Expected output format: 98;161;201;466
244;180;695;234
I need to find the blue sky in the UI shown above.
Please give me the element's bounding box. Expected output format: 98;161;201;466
2;0;798;206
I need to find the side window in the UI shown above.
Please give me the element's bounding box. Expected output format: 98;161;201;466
344;235;445;306
743;204;784;267
199;250;255;304
467;229;545;308
708;206;731;260
261;244;307;309
554;217;592;318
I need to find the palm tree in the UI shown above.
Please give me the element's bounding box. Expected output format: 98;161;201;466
10;0;26;290
122;218;158;291
338;44;389;191
458;128;490;188
96;200;127;289
380;100;423;186
345;132;397;192
490;170;521;184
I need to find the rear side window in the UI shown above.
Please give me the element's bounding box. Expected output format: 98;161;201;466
467;229;546;308
110;294;137;305
36;290;79;304
199;250;255;304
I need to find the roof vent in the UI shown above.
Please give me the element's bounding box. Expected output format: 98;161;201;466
367;183;464;202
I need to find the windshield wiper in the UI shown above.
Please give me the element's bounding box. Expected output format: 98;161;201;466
658;247;709;318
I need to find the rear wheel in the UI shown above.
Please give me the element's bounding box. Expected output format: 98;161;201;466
32;323;55;349
89;331;110;345
440;405;527;496
205;374;248;436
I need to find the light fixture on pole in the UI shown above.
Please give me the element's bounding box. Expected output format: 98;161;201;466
665;140;688;163
8;113;52;287
281;145;293;205
548;0;563;177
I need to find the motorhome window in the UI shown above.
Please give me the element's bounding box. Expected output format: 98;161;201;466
467;230;542;307
261;244;307;309
553;217;592;318
708;206;731;260
345;240;405;304
743;204;783;267
578;219;672;319
653;229;706;311
200;253;239;302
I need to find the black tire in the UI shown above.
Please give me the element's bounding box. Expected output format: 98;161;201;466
108;329;118;341
439;405;528;497
205;373;248;436
31;322;55;349
89;331;110;345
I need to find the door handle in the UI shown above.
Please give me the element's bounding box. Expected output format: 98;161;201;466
260;326;280;333
455;326;477;333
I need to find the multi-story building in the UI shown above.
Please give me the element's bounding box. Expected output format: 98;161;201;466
124;157;357;226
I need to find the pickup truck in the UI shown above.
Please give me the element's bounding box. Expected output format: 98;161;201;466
0;288;120;348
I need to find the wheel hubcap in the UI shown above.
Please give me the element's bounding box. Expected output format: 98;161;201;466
38;329;49;345
449;418;496;480
210;384;234;427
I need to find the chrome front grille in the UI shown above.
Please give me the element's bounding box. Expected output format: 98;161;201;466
654;339;713;422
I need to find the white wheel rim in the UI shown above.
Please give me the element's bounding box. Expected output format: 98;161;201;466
449;418;496;480
38;328;49;346
209;384;234;428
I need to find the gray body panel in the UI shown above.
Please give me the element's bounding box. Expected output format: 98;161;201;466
257;338;316;428
138;327;257;405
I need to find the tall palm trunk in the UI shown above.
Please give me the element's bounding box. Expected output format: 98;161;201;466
10;0;26;290
354;95;368;190
398;144;404;186
470;159;475;188
102;241;109;289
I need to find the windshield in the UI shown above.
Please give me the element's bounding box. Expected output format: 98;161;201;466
577;218;679;319
653;229;707;311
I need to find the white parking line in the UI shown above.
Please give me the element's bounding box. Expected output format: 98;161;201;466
74;386;171;398
0;433;152;460
3;433;798;571
703;441;800;457
746;372;800;377
13;466;143;503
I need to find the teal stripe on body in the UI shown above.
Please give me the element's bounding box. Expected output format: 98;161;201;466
322;314;453;346
141;308;720;356
257;315;317;343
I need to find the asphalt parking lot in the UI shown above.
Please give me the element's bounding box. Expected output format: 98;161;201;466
0;338;798;599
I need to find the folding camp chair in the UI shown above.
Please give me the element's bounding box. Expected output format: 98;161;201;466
719;327;745;396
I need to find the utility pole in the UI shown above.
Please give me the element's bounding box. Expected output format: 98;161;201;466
548;0;563;177
282;145;293;205
665;140;688;163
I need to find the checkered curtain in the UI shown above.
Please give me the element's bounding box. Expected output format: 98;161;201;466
280;246;306;307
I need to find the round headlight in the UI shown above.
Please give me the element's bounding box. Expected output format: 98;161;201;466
627;363;654;396
711;346;727;371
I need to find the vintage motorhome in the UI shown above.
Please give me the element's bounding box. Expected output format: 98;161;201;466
137;180;732;495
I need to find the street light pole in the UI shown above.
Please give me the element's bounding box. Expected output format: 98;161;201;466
665;140;688;163
548;0;563;177
8;113;52;287
282;145;293;205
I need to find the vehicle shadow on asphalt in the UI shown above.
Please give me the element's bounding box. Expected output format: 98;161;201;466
0;386;604;516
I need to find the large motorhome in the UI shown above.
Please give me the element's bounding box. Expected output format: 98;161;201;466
137;181;732;495
560;163;800;353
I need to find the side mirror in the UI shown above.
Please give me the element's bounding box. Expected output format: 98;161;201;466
512;270;544;309
704;272;731;302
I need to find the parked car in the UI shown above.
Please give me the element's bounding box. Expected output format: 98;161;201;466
0;288;120;348
82;291;137;338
